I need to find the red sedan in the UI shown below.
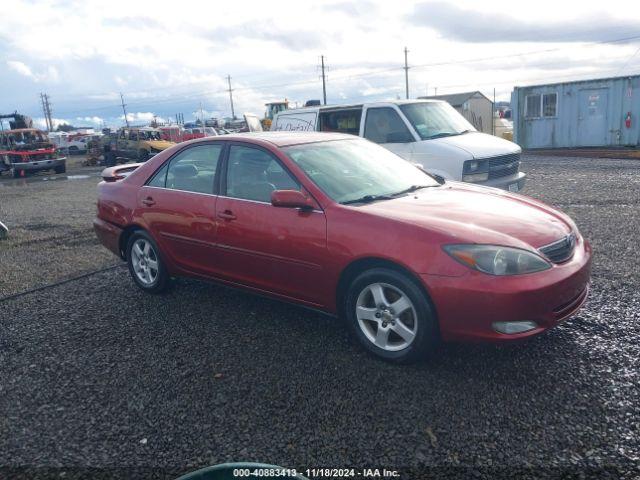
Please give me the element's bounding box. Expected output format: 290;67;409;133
94;132;591;363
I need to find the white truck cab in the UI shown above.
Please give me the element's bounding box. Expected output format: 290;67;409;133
271;100;525;191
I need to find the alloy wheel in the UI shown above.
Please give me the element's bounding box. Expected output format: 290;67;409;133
355;282;418;351
130;238;159;286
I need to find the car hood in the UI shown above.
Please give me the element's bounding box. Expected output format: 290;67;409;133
427;131;520;158
357;183;574;249
144;140;175;150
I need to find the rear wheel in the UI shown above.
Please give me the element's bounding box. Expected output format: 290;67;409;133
126;230;170;293
54;163;66;174
344;268;438;363
138;149;149;162
12;167;21;178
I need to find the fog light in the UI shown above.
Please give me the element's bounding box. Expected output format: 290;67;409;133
492;321;538;334
462;172;489;183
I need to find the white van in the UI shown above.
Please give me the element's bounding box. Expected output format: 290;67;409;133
271;100;525;191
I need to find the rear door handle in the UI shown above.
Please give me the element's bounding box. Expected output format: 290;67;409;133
217;210;236;220
142;197;155;206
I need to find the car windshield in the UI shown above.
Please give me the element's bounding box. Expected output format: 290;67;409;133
140;131;161;140
399;102;475;140
284;139;440;204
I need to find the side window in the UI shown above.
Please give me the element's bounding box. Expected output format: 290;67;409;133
226;145;299;203
147;163;169;187
364;108;414;144
163;144;222;194
319;109;362;135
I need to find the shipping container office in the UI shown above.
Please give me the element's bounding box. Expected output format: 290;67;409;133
512;75;640;149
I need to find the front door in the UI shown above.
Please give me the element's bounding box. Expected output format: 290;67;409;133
137;142;224;276
361;106;415;160
578;88;609;146
214;143;328;306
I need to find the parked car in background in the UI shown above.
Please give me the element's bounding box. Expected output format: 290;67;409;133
0;128;66;177
272;100;525;192
103;127;175;162
182;127;218;141
159;125;185;143
94;132;590;363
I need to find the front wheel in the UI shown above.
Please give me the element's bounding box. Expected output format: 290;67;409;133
344;268;439;363
126;230;171;293
138;149;149;162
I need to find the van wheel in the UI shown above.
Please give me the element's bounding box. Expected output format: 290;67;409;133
12;168;21;178
54;164;66;174
344;268;438;363
138;149;149;162
126;230;171;293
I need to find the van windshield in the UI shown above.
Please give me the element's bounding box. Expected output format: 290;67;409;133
399;102;475;140
284;138;439;204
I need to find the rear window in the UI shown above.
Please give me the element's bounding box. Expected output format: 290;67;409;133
319;109;362;135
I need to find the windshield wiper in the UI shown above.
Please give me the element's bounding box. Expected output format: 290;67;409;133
390;184;436;196
341;194;394;205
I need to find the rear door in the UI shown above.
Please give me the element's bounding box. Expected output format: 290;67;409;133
214;143;328;305
137;142;224;276
361;105;415;160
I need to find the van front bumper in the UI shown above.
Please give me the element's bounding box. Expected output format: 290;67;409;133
480;171;526;192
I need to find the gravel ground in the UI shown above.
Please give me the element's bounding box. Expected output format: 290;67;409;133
0;157;117;298
1;155;639;479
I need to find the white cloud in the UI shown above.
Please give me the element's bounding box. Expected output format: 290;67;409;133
7;60;35;79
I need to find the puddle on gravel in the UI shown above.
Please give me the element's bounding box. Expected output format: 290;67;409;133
0;173;95;187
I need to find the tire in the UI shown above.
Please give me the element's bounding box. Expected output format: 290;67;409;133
12;167;21;178
68;146;79;155
54;163;66;174
138;149;149;162
344;267;438;364
126;230;171;293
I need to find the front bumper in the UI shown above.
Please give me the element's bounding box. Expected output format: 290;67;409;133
479;171;527;192
14;157;66;172
93;217;123;258
423;236;592;342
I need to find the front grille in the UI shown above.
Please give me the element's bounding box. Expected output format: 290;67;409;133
539;233;576;263
486;153;521;179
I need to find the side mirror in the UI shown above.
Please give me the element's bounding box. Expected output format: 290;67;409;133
271;190;316;210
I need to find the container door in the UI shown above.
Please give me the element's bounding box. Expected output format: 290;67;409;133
578;89;609;146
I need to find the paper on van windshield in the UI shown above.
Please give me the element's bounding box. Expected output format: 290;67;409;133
272;112;317;132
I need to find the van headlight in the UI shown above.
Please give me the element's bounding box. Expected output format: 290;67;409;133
443;245;551;275
462;172;489;182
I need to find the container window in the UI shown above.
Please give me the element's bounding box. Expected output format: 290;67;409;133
543;93;557;117
525;94;541;118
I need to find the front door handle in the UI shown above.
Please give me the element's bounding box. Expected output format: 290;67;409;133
217;210;236;220
142;197;155;206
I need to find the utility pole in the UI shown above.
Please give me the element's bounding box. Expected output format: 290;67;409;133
320;55;327;105
40;93;53;132
200;102;206;127
120;93;129;127
40;93;50;131
403;47;410;100
226;75;236;120
492;88;496;136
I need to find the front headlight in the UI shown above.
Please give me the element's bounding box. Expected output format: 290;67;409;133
443;244;551;275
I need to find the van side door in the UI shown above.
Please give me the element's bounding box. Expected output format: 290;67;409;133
360;105;416;160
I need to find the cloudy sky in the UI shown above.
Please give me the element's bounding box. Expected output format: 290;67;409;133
2;0;640;129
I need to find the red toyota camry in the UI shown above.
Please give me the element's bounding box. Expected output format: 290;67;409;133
94;132;591;363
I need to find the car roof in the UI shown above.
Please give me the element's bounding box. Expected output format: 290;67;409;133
279;99;445;114
215;131;356;147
